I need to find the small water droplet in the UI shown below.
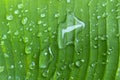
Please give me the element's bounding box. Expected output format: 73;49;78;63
10;65;14;69
14;31;19;36
21;17;28;25
48;27;51;31
18;3;23;9
4;53;9;58
69;63;74;69
14;10;19;14
42;70;49;78
41;13;46;18
39;47;54;68
75;60;81;67
43;23;47;26
8;76;12;80
61;65;66;70
29;61;35;70
23;37;29;43
37;32;42;37
81;59;85;63
0;66;4;73
67;0;71;3
0;41;4;45
6;14;13;20
37;20;42;25
2;35;7;40
25;46;31;54
54;13;60;18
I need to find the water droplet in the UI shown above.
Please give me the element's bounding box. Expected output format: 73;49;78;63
10;65;14;69
48;27;51;31
54;13;60;18
41;13;46;18
61;65;67;70
43;23;47;26
42;70;49;78
18;3;23;9
97;16;101;19
25;46;31;54
21;17;28;25
69;63;74;69
81;59;85;62
8;76;12;80
14;10;19;14
0;66;4;73
2;35;7;40
67;0;71;3
37;32;42;37
14;31;19;36
37;20;42;25
39;47;54;68
4;53;9;58
75;60;81;67
23;37;29;43
58;13;85;49
44;30;48;33
29;61;35;70
70;76;74;80
6;14;13;20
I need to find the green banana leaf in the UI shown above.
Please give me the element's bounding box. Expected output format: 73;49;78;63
0;0;120;80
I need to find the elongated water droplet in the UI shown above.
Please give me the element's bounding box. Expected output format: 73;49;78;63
39;47;54;68
0;66;4;73
21;17;28;25
58;13;85;49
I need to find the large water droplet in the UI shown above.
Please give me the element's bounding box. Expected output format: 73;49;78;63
58;13;85;49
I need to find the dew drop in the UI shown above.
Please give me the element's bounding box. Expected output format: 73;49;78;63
0;66;4;73
2;35;7;40
39;47;54;68
41;13;46;18
42;70;49;78
18;3;23;9
6;14;13;20
14;10;19;14
14;31;19;36
37;20;42;25
10;65;14;69
25;46;31;54
29;61;35;70
21;17;28;25
61;65;67;70
67;0;71;3
75;60;81;67
23;37;29;43
54;13;60;18
37;32;42;37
